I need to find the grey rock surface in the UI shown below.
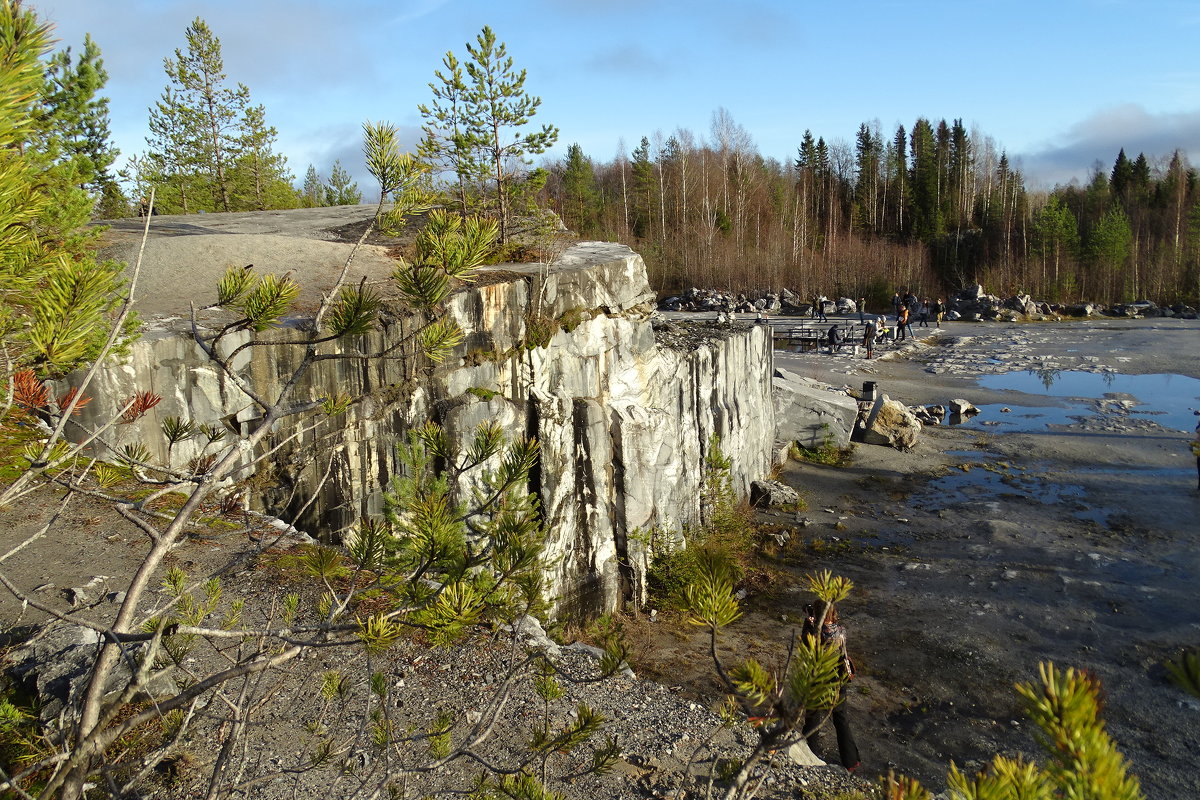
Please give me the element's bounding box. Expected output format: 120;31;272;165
773;368;858;450
65;213;778;619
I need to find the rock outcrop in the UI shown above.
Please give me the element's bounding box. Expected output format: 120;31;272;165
854;395;922;450
61;243;775;618
773;369;858;451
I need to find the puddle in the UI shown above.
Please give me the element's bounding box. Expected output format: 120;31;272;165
975;371;1200;432
964;404;1086;432
922;464;1086;509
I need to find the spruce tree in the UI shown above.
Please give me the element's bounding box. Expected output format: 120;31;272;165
908;117;942;242
300;163;324;208
630;136;656;238
40;33;124;217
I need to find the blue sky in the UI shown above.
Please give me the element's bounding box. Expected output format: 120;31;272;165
33;0;1200;194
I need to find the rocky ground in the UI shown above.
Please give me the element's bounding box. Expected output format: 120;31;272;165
5;279;1199;797
635;316;1200;799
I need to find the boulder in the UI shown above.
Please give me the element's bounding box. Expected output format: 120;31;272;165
786;739;826;766
949;398;980;424
949;398;979;416
750;479;800;508
8;623;177;722
773;369;858;450
857;395;922;450
836;297;857;315
911;404;946;425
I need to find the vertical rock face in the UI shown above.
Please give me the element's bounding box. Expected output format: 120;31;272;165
66;243;775;618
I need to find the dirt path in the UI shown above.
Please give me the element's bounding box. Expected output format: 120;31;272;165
640;318;1200;798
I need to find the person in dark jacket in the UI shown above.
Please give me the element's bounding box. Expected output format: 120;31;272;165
862;318;877;359
802;603;860;772
826;324;841;354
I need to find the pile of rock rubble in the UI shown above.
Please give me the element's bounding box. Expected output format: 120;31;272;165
660;285;1199;321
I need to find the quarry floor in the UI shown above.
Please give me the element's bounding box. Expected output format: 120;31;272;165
3;315;1198;798
638;316;1200;799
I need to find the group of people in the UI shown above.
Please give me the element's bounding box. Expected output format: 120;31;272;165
889;289;945;338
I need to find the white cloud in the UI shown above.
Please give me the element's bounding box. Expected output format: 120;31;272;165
1017;104;1200;188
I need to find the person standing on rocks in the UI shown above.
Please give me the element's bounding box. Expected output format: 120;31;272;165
802;603;860;772
862;317;877;359
858;297;866;324
897;303;911;341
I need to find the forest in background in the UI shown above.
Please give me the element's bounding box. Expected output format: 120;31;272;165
30;12;1200;310
541;114;1200;308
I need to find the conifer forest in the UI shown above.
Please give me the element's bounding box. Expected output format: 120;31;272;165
542;120;1200;308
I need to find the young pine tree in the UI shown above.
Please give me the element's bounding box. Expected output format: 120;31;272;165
460;25;558;244
324;160;362;206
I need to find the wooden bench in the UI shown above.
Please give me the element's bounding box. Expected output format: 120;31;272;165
771;323;863;354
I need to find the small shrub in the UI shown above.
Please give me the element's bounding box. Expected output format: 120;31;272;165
789;439;851;467
466;386;499;401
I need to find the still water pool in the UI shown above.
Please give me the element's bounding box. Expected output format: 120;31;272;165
973;370;1200;432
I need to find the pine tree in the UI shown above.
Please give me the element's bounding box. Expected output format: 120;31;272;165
460;25;558;243
145;85;203;212
1089;207;1133;297
1033;197;1080;297
417;50;480;214
234;103;295;210
146;18;262;213
324;160;362;206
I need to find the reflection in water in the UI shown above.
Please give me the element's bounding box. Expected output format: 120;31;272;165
1034;368;1060;389
977;371;1200;432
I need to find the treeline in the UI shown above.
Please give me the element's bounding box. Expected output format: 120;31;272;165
542;112;1200;306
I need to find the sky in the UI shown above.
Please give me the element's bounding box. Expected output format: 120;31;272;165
32;0;1200;195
